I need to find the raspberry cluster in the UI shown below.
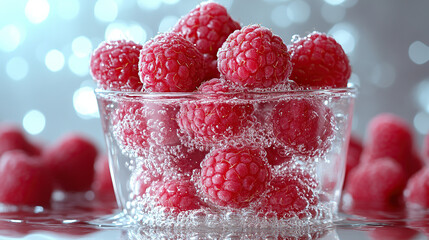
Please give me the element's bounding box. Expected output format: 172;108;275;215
0;124;113;207
87;1;354;218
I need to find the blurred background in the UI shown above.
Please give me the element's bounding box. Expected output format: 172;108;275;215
0;0;428;150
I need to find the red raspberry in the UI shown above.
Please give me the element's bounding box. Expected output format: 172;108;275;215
177;80;254;144
43;133;98;192
0;150;53;207
272;98;334;156
197;77;236;93
218;24;292;89
150;178;202;212
362;113;421;178
113;102;180;156
265;146;292;166
200;146;270;208
92;154;115;200
172;2;241;79
344;134;363;182
257;169;318;219
132;164;162;197
0;124;41;157
288;32;351;88
90;40;143;91
345;158;407;207
139;33;205;92
172;148;208;175
404;166;429;208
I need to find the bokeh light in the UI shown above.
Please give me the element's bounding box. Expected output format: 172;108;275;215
72;36;93;58
324;0;346;6
57;0;80;20
94;0;118;22
408;41;429;65
105;21;148;43
138;0;162;10
321;4;346;23
414;79;429;113
0;25;22;52
68;54;90;76
73;86;99;119
328;23;358;54
271;5;292;28
22;110;46;135
25;0;50;24
287;0;310;23
45;49;65;72
370;63;396;88
414;111;429;135
158;15;179;33
6;57;29;81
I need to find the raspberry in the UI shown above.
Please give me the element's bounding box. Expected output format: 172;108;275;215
177;81;254;144
404;166;429;208
345;158;407;207
288;32;351;88
139;32;205;92
218;24;292;89
43;133;98;192
362;113;420;178
265;146;292;166
113;102;180;156
150;178;202;212
92;155;115;200
172;2;240;79
172;148;208;175
90;40;143;91
272;98;334;156
132;164;162;197
0;124;41;157
200;146;270;208
344;134;363;181
0;150;53;206
197;77;235;93
257;169;318;219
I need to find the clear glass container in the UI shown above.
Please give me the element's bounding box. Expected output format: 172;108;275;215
95;88;356;231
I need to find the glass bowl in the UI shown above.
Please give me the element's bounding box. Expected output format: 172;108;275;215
95;87;357;231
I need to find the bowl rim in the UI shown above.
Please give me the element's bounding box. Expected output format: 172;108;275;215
94;86;358;99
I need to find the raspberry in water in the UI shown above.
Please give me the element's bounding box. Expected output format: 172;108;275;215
200;146;270;208
0;150;53;207
172;1;241;79
272;98;334;156
139;32;205;92
257;169;319;219
90;40;143;91
177;79;254;144
288;32;351;88
150;178;203;212
217;24;292;89
43;133;98;192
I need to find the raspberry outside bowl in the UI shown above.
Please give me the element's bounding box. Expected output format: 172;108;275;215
94;87;357;232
